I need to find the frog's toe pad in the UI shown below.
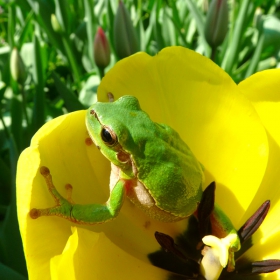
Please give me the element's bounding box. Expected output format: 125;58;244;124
29;208;41;219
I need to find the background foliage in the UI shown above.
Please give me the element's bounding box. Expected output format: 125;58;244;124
0;0;280;278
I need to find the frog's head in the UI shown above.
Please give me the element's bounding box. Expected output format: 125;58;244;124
86;95;151;175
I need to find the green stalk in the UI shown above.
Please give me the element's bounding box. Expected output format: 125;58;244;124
222;0;250;74
8;4;15;47
19;85;30;128
244;32;264;78
210;46;217;62
0;108;10;141
62;36;81;85
98;67;105;80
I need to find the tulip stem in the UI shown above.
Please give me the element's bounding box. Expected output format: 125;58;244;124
19;84;30;129
98;67;105;80
210;47;217;62
62;36;81;88
0;108;10;140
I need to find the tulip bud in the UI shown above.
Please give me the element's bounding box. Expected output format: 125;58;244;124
51;14;63;33
94;27;111;69
114;1;138;59
253;7;263;29
10;47;27;84
204;0;229;48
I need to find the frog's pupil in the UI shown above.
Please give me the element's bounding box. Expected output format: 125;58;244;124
101;128;115;145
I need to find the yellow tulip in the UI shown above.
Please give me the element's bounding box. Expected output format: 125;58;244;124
17;47;280;279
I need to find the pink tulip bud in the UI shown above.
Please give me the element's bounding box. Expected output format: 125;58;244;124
94;27;111;69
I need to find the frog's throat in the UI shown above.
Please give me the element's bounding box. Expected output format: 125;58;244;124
125;179;184;223
109;163;184;223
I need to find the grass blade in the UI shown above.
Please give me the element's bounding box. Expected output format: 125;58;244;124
222;0;250;74
52;72;85;111
185;0;210;55
32;34;46;133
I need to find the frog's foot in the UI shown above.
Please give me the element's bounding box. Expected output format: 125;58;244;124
200;232;240;279
29;166;75;221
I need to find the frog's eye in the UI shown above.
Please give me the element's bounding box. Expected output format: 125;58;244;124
101;126;118;146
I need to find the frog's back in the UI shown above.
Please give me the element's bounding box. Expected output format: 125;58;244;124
133;122;204;218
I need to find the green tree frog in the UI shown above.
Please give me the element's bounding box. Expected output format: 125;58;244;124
30;95;240;271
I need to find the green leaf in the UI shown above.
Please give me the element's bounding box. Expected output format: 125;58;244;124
54;0;72;34
84;0;96;69
222;0;250;74
245;32;265;78
0;48;10;90
185;0;210;55
7;4;15;48
0;262;27;280
169;1;188;47
26;0;64;51
79;75;99;107
153;20;165;51
106;0;115;54
17;10;34;49
10;95;23;152
32;34;46;133
52;72;85;111
0;156;12;205
0;136;26;277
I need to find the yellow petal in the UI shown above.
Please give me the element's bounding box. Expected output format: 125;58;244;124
98;46;268;225
239;69;280;145
51;227;169;280
238;69;280;233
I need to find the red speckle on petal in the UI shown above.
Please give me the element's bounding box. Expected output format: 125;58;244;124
85;137;93;146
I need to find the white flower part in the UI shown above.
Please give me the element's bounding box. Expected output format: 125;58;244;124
200;245;223;280
200;233;237;280
203;235;228;267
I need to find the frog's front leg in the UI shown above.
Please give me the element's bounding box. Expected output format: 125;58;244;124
29;166;126;224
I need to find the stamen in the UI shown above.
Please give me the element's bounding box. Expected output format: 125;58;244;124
200;245;224;280
238;200;270;243
236;259;280;275
155;231;187;261
151;199;280;279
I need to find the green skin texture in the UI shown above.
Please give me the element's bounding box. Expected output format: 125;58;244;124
34;95;240;264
